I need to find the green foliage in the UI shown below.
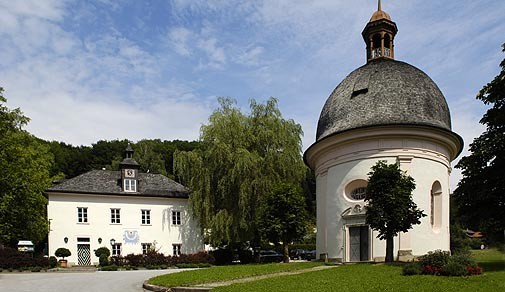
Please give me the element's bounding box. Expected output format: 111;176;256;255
0;87;53;246
174;97;306;246
55;248;71;259
100;265;118;271
259;183;309;262
94;247;111;258
454;44;505;244
365;161;425;262
441;260;468;276
451;249;476;267
402;262;422;275
418;250;451;269
450;224;472;253
49;256;57;268
99;254;109;267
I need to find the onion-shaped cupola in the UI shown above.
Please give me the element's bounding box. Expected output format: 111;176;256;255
362;0;398;62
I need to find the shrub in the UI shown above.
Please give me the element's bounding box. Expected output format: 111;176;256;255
466;265;483;275
109;255;126;266
0;247;49;269
144;251;166;266
100;265;118;271
99;254;109;267
422;265;443;275
418;250;450;269
49;256;58;269
442;260;468;276
125;253;144;267
402;262;422;275
451;250;476;266
238;249;254;264
94;247;111;258
55;248;71;259
469;238;484;250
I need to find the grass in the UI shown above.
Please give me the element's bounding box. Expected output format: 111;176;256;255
148;249;505;291
213;249;505;292
148;262;323;287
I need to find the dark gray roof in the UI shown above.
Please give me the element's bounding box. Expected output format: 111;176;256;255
316;59;452;141
46;170;189;199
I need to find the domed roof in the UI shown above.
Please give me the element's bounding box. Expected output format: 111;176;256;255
316;58;452;141
370;9;391;22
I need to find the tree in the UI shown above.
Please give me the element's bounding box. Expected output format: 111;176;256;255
0;87;54;246
174;97;306;246
453;44;505;243
259;183;308;263
55;247;71;260
365;161;425;262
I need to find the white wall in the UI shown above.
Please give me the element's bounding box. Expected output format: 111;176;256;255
47;193;203;266
308;127;457;262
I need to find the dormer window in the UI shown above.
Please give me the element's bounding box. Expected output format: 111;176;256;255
124;179;137;192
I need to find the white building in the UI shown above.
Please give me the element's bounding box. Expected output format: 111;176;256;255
304;3;463;262
46;145;203;266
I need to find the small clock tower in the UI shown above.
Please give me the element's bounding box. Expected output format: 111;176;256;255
119;144;140;192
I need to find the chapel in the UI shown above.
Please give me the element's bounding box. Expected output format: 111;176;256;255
304;1;463;262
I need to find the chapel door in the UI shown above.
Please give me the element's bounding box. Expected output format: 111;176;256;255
349;226;369;262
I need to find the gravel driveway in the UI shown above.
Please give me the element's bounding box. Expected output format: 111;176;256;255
0;269;185;292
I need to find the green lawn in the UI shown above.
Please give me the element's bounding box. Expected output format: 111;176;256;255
148;249;505;291
214;249;505;292
148;262;323;287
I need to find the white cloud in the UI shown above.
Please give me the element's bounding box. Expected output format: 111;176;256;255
168;27;192;56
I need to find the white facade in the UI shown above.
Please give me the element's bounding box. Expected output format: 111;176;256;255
305;126;461;262
47;192;203;266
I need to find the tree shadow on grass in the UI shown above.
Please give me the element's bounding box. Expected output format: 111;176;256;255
480;261;505;273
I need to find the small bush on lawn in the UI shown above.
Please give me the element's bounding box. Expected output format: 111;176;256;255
466;265;483;275
451;249;476;266
418;250;450;270
49;256;57;268
442;260;468;276
100;265;118;271
402;262;422;275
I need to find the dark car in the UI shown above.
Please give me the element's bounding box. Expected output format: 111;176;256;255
289;249;308;260
301;250;316;261
258;250;284;263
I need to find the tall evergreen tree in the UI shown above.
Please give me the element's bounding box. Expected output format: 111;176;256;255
174;97;306;246
453;44;505;243
365;161;425;262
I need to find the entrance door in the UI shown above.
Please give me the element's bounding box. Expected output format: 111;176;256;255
349;226;369;262
77;244;91;265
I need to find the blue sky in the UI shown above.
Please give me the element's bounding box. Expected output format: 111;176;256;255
1;0;504;189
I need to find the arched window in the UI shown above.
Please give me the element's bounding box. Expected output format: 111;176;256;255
431;181;442;231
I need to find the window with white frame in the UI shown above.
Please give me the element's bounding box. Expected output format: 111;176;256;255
111;208;121;224
124;179;137;192
142;243;152;254
77;207;88;223
172;244;182;256
112;243;122;256
141;209;151;225
172;210;181;225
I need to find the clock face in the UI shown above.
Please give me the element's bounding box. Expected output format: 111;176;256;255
125;169;135;178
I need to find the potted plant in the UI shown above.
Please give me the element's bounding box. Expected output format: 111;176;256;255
55;248;71;268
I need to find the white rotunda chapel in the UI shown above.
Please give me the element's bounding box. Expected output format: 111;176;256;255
304;2;463;262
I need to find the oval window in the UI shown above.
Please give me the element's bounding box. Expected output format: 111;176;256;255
344;179;368;201
350;187;367;200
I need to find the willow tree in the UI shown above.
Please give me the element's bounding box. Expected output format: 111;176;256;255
174;97;305;246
